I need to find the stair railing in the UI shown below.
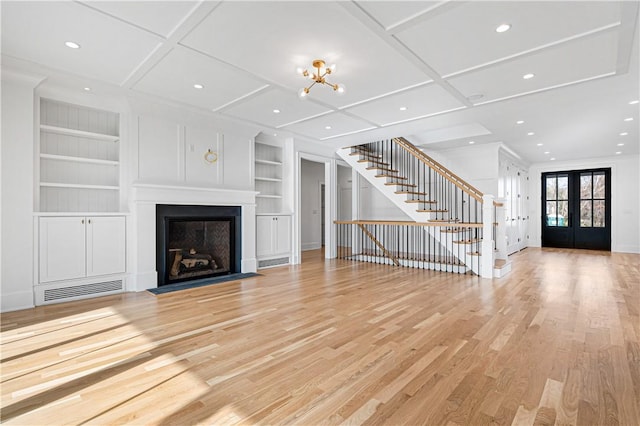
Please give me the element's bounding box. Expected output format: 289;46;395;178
347;137;504;277
335;220;481;274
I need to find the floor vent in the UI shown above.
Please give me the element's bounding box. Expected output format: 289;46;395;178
44;280;123;301
258;257;289;268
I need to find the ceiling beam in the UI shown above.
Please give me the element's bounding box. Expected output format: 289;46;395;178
339;1;473;108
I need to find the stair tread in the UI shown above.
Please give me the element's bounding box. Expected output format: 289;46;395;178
385;182;416;187
467;252;481;256
376;174;407;179
366;167;398;173
453;239;482;244
405;199;437;204
494;259;510;269
396;191;428;196
417;209;448;213
358;159;389;166
428;218;457;222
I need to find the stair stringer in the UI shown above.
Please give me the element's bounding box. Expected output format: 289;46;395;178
338;147;480;275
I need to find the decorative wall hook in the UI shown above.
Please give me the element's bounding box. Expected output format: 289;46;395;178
204;149;218;164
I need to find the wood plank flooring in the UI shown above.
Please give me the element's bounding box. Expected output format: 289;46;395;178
1;248;639;425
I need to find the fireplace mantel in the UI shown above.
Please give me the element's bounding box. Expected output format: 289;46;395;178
130;183;258;291
131;183;258;205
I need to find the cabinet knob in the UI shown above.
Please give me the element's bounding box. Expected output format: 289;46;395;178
88;219;91;224
81;219;85;224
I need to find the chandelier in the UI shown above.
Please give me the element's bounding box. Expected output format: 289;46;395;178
297;59;345;98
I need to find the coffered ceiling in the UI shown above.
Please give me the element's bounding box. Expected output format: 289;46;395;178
1;1;638;163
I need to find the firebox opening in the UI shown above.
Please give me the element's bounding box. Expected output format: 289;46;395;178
156;205;242;287
166;218;233;283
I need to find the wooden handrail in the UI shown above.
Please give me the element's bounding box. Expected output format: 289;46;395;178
335;220;483;228
357;224;400;266
392;137;484;203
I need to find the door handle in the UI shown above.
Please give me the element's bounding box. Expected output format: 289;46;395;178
568;213;572;227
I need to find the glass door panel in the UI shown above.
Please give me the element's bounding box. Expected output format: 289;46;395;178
542;168;610;250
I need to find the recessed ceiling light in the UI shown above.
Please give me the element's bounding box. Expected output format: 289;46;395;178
83;87;91;91
467;94;484;101
516;120;524;124
544;151;550;154
616;151;622;155
468;141;475;144
528;132;535;136
536;143;543;146
620;132;628;136
272;109;280;114
629;100;639;105
64;41;80;49
399;106;408;111
273;133;277;136
550;158;556;161
325;126;332;130
193;84;204;89
624;117;634;121
617;143;625;146
523;73;535;80
495;23;511;33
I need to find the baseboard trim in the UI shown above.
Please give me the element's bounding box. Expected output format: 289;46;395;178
241;258;257;273
132;270;158;292
613;245;640;254
1;290;35;313
302;242;322;251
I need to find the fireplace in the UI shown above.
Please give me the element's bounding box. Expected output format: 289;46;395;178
156;205;242;286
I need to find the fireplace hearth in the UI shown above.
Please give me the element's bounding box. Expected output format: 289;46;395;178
156;205;241;286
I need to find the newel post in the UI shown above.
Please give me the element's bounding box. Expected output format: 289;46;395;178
481;194;495;278
494;199;507;261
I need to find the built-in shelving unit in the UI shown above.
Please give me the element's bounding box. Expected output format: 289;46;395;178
38;98;120;212
254;142;283;214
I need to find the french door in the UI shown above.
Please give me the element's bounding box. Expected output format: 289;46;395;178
542;168;611;250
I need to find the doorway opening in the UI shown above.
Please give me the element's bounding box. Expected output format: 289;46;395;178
542;168;611;250
300;158;326;257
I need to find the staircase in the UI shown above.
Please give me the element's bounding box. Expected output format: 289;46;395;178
336;138;510;278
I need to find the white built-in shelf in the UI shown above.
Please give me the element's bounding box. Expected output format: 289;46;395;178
255;176;282;182
40;154;119;166
40;182;120;190
256;194;283;199
40;124;119;142
255;159;282;166
39;98;121;213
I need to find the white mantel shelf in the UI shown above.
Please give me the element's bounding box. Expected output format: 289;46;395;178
131;183;258;205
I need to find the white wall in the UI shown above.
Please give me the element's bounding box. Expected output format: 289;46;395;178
337;165;352;221
131;100;255;190
301;159;325;250
358;178;407;220
1;72;43;311
425;143;501;196
529;154;640;253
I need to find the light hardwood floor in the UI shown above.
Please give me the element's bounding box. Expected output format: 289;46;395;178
1;248;639;425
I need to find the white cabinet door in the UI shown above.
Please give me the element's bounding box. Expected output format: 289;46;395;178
39;217;86;283
87;216;126;277
274;215;291;254
256;216;274;257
